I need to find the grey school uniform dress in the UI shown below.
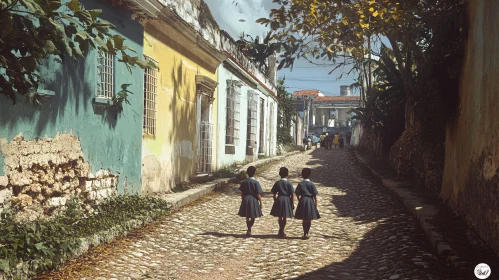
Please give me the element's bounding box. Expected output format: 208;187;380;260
294;180;321;220
270;179;294;218
238;177;264;218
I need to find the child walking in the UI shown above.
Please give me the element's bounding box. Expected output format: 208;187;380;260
295;168;320;239
238;166;263;237
270;167;295;237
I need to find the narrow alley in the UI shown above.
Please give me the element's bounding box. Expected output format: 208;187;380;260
40;149;462;280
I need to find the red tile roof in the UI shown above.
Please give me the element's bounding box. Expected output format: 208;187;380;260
292;90;321;97
314;96;361;102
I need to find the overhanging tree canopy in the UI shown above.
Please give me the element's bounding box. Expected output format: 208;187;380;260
256;0;465;125
0;0;155;104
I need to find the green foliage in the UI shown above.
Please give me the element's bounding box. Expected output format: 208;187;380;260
0;194;170;277
254;0;466;157
236;170;248;181
106;83;134;112
276;78;295;145
0;0;156;104
212;163;240;178
277;129;294;145
277;143;305;156
235;32;280;74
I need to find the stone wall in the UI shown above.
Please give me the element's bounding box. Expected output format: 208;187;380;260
441;0;499;255
0;133;118;223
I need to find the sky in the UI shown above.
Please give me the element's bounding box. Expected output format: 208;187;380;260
204;0;358;96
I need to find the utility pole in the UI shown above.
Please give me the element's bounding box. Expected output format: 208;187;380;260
305;98;309;138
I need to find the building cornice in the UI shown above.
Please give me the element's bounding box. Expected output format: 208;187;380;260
223;52;277;99
128;0;226;65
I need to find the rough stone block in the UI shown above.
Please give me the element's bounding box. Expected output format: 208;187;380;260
83;181;93;192
96;170;105;179
0;188;13;205
30;184;42;194
102;178;114;188
52;182;62;192
48;197;67;207
79;162;91;177
9;172;32;186
3;156;19;170
0;176;8;188
12;194;33;208
96;189;109;200
61;182;71;192
87;191;97;200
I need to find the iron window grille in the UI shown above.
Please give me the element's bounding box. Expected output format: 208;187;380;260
226;81;241;147
247;91;258;155
259;98;265;154
143;55;158;136
97;51;114;99
197;121;213;173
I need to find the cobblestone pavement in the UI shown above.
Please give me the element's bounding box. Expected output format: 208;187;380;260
44;148;465;280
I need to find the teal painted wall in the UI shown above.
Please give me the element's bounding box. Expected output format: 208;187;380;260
0;0;145;194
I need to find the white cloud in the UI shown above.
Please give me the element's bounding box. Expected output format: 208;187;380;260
204;0;272;40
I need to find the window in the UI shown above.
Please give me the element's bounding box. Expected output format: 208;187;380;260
226;80;240;154
246;91;258;155
143;56;158;136
97;51;114;99
258;98;265;154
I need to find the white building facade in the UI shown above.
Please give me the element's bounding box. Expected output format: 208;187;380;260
215;32;278;167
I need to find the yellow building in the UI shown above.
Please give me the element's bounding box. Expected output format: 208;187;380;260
139;3;225;194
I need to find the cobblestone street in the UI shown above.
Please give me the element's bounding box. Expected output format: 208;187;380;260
44;148;463;280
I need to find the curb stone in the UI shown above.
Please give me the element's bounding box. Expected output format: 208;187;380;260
353;151;464;265
161;150;303;211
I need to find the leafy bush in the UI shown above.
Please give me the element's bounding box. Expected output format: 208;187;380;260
212;163;239;178
284;144;305;152
277;127;294;146
0;194;169;278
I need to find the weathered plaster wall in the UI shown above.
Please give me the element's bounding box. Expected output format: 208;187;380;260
0;134;118;222
141;22;219;194
0;0;144;194
441;0;499;255
215;61;279;168
267;97;278;157
157;0;220;48
216;65;255;166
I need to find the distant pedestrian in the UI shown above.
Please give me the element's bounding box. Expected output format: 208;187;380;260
295;168;321;239
320;133;325;149
270;167;295;237
324;133;329;149
346;132;352;148
339;134;345;149
238;166;263;237
327;133;333;149
333;133;339;149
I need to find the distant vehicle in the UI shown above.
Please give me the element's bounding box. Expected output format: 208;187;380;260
310;135;320;145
